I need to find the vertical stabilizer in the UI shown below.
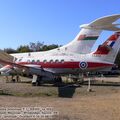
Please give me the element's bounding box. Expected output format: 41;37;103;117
60;14;120;54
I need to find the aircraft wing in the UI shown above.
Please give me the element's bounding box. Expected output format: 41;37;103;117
0;59;54;78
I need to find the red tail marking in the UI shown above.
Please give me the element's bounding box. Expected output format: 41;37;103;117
94;32;120;55
93;45;110;55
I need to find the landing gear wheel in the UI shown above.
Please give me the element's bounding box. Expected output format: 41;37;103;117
54;76;62;86
35;76;43;86
57;77;62;83
36;79;41;86
32;82;37;86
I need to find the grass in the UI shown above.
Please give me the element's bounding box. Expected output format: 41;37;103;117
0;90;13;96
5;90;58;97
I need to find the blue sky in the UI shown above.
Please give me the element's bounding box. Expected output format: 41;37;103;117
0;0;120;51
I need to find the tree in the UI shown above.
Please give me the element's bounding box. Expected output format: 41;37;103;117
17;45;31;53
3;41;61;53
47;44;59;50
29;41;44;52
4;48;17;54
29;42;60;51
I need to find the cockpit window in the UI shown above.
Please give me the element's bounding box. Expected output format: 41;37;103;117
13;57;17;62
18;59;22;62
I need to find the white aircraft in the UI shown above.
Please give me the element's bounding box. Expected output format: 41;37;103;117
0;14;120;85
10;14;120;59
0;31;120;85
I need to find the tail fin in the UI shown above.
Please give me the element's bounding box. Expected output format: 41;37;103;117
60;14;120;54
93;32;120;63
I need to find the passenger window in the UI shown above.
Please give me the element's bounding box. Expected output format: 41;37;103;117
61;59;64;63
50;60;53;63
36;60;40;63
55;59;59;63
70;59;74;61
43;60;47;63
27;60;30;63
32;60;35;63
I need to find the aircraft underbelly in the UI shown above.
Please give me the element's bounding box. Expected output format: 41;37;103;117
46;66;113;75
48;68;81;75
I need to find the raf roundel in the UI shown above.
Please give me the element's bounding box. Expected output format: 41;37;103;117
79;61;88;69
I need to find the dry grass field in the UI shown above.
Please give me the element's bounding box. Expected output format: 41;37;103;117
0;76;120;120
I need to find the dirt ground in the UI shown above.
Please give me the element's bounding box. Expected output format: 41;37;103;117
0;76;120;120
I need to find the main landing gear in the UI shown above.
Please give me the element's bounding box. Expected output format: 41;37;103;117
32;75;42;86
5;74;21;83
32;75;63;86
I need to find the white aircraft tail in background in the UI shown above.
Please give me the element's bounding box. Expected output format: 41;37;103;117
91;32;120;71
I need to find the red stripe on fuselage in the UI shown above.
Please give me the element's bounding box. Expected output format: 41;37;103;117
17;62;113;69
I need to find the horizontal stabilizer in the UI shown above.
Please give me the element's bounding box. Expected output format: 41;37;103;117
80;14;120;31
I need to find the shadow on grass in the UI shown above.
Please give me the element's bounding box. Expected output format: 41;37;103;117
0;91;13;96
58;85;77;98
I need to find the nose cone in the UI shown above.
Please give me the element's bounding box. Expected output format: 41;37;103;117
0;65;12;73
